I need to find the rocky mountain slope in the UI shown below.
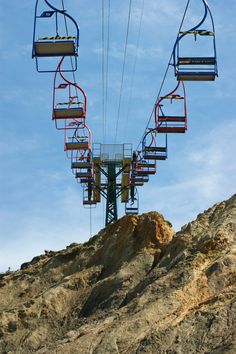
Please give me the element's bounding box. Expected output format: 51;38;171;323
0;195;235;353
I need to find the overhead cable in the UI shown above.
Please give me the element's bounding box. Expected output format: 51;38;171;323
125;0;145;130
104;0;110;143
114;0;133;144
101;0;106;142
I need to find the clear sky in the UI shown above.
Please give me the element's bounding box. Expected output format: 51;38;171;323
0;0;235;271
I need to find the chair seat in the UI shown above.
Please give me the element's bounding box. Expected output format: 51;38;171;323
177;72;216;81
157;127;186;133
126;208;138;214
136;163;156;168
144;146;167;152
54;107;84;119
71;162;92;169
130;177;145;183
135;170;156;176
178;57;216;65
143;154;167;160
158;116;186;122
33;40;76;57
83;200;97;205
65;142;89;150
75;172;93;178
80;178;94;183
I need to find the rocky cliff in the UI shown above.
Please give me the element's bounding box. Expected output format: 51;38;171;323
0;195;235;353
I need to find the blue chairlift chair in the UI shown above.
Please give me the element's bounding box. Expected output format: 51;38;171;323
173;0;218;81
32;0;79;72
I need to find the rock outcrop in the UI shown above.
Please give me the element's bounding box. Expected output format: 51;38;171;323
0;195;235;353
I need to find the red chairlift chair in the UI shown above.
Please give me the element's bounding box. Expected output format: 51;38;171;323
155;81;187;133
53;58;86;130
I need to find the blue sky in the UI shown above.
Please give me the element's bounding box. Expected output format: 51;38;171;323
0;0;235;271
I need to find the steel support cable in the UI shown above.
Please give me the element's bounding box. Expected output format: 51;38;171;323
114;0;133;144
125;0;145;127
89;206;92;237
101;0;106;143
136;0;191;150
104;0;110;143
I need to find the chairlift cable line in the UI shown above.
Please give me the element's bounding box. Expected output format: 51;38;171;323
136;0;191;150
114;0;133;144
104;0;111;143
125;0;144;128
102;0;106;143
90;206;92;237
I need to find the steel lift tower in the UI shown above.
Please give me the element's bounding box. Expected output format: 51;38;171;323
92;144;133;225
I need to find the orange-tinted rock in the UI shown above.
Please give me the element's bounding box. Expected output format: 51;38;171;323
0;194;235;353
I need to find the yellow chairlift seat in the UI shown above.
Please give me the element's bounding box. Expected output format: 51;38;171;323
177;72;216;81
33;40;76;57
163;94;183;100
65;142;89;150
54;107;84;119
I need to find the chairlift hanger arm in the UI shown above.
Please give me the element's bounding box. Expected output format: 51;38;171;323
155;81;184;125
142;128;156;150
44;0;80;45
55;57;87;112
173;0;208;51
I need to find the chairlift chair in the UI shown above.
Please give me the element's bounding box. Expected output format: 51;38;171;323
53;58;87;130
125;188;139;215
142;128;168;160
155;81;187;133
82;184;97;207
129;175;149;186
65;123;91;152
135;161;156;176
32;0;79;72
173;0;218;81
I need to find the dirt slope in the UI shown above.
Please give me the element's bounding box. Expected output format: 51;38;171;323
0;195;235;353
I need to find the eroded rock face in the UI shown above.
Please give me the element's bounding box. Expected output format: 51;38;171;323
0;196;235;353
